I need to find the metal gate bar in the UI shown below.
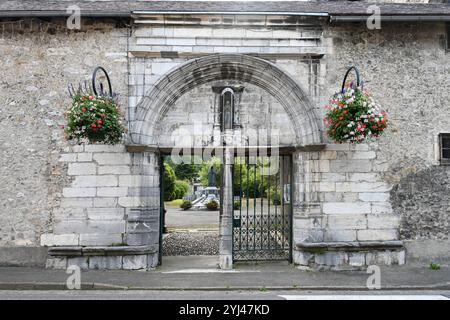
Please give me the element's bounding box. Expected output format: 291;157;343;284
232;155;292;262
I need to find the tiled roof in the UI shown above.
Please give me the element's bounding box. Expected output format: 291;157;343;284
0;1;449;17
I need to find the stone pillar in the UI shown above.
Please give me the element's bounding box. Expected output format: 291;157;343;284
219;147;233;269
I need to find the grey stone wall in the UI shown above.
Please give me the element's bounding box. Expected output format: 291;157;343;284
323;22;450;241
0;19;128;248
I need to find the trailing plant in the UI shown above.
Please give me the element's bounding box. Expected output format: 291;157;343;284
65;94;125;144
324;67;388;144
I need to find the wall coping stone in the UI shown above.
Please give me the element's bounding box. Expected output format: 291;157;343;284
296;240;404;252
48;245;157;257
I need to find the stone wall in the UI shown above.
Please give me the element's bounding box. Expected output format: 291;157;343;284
0;19;129;250
323;22;450;241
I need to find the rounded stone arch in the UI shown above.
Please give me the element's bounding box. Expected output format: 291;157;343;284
131;53;323;146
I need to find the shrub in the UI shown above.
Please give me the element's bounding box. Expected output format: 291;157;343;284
205;200;219;211
267;187;282;205
163;163;176;201
173;180;189;199
233;200;241;210
180;200;192;211
65;95;125;144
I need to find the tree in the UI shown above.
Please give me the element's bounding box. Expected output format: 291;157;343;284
163;162;176;201
174;163;199;181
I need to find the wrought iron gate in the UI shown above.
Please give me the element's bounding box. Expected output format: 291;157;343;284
232;154;292;262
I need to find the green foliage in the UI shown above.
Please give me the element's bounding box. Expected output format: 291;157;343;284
267;186;282;205
173;180;189;199
233;200;241;210
174;163;200;181
163;162;177;201
205;200;219;211
180;200;192;210
429;262;441;270
65;95;125;144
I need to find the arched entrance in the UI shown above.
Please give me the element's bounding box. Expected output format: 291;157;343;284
130;53;323;269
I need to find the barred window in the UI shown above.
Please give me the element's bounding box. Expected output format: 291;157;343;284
440;134;450;165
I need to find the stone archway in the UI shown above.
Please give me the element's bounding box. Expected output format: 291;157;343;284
130;53;324;269
130;53;323;147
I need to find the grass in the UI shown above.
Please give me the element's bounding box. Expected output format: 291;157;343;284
165;199;184;208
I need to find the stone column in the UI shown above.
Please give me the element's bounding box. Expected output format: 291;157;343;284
219;146;233;269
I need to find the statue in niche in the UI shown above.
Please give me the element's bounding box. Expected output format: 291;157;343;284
221;89;234;130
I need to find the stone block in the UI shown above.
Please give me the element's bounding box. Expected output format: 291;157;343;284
315;252;348;266
294;228;324;243
62;187;96;198
359;192;390;202
119;175;156;187
45;257;67;269
84;145;125;153
330;160;372;173
67;257;89;270
335;182;352;192
87;208;125;220
122;254;148;270
348;253;366;267
118;196;159;207
371;202;393;214
79;233;123;246
93;153;131;165
98;165;131;175
54;220;126;234
349;182;391;193
77;153;93;162
326;214;367;230
125;232;158;246
349;151;376;160
41;234;79;246
323;202;371;214
357;229;398;241
323;229;357;242
89;256;123;270
321;173;346;182
59;154;77;162
147;253;159;268
61;198;94;208
97;187;128;197
367;214;399;229
67;163;96;175
365;251;404;266
318;182;335;192
73;175;118;187
319;151;337;160
293;251;314;266
93;197;118;207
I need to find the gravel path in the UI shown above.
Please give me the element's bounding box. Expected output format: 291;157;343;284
162;231;219;256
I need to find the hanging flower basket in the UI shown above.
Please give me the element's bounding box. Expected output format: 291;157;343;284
64;67;126;144
324;67;388;144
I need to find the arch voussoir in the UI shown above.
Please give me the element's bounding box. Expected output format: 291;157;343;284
131;53;323;147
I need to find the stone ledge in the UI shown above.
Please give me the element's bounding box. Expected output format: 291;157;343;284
296;240;404;252
48;245;158;257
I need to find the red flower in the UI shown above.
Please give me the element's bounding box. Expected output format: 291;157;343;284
339;116;344;121
82;108;87;112
100;113;105;118
91;123;97;128
372;125;378;129
343;110;348;114
97;120;102;124
98;125;102;129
